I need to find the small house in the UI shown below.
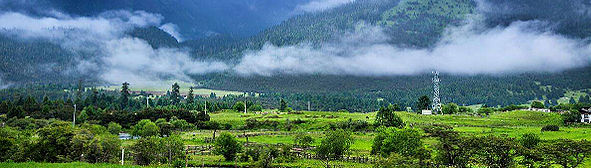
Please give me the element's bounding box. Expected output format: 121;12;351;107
527;108;551;113
582;108;591;123
422;110;432;115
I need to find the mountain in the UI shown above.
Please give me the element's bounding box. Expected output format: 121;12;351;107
0;0;312;39
180;0;478;61
1;0;590;110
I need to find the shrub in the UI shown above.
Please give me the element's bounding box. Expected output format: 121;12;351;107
316;129;353;160
519;133;540;149
294;133;314;148
244;118;279;129
233;101;246;112
131;135;185;166
248;104;263;112
420;124;454;138
292;118;306;124
371;128;424;157
131;137;163;165
562;110;581;124
477;107;494;115
214;132;242;161
458;106;473;113
237;153;250;162
330;119;371;131
131;119;160;138
531;101;545;109
107;122;122;135
442;103;459;114
375;105;404;128
541;125;559;132
172;159;185;168
246;147;261;162
288;111;303;114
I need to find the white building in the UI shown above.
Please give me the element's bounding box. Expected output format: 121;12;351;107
527;108;551;113
422;110;432;115
582;108;591;123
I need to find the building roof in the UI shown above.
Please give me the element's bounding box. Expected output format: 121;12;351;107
582;108;591;114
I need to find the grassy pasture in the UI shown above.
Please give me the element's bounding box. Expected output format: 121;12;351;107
0;162;143;168
16;110;588;168
192;110;589;160
94;80;245;97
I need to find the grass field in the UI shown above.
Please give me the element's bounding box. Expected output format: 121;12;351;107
0;162;144;168
9;109;589;168
209;109;565;130
199;109;590;159
93;80;247;97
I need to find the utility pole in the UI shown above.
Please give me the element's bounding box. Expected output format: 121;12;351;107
146;96;149;107
73;104;76;126
121;148;124;165
204;100;207;115
244;100;247;114
308;101;311;111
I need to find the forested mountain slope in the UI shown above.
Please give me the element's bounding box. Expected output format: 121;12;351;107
1;0;590;109
0;0;311;39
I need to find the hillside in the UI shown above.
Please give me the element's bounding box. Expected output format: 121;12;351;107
0;0;590;110
2;0;311;39
380;0;476;47
198;66;591;111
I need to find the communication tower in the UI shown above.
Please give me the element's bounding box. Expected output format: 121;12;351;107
432;71;442;114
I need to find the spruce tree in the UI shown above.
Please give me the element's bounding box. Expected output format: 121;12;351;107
187;86;194;104
120;82;130;109
170;83;180;105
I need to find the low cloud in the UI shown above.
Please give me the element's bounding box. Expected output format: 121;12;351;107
234;21;591;76
295;0;355;13
99;37;227;86
0;10;227;87
0;76;10;89
159;23;183;42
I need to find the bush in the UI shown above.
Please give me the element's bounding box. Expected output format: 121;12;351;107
458;106;473;113
233;101;246;112
86;134;121;163
131;136;162;165
519;133;540;149
371;128;425;158
131;135;185;166
330;119;371;131
442;103;459;114
531;101;545;109
294;133;314;148
131;119;160;138
246;147;261;162
107;122;122;135
248;104;263;112
541;125;559;132
316;129;353;160
214;132;242;161
562;110;581;124
172;159;185;168
237;153;250;162
244;118;279;129
375;105;404;128
478;107;494;115
420;124;455;138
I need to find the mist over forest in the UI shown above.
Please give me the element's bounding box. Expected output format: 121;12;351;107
0;0;590;106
